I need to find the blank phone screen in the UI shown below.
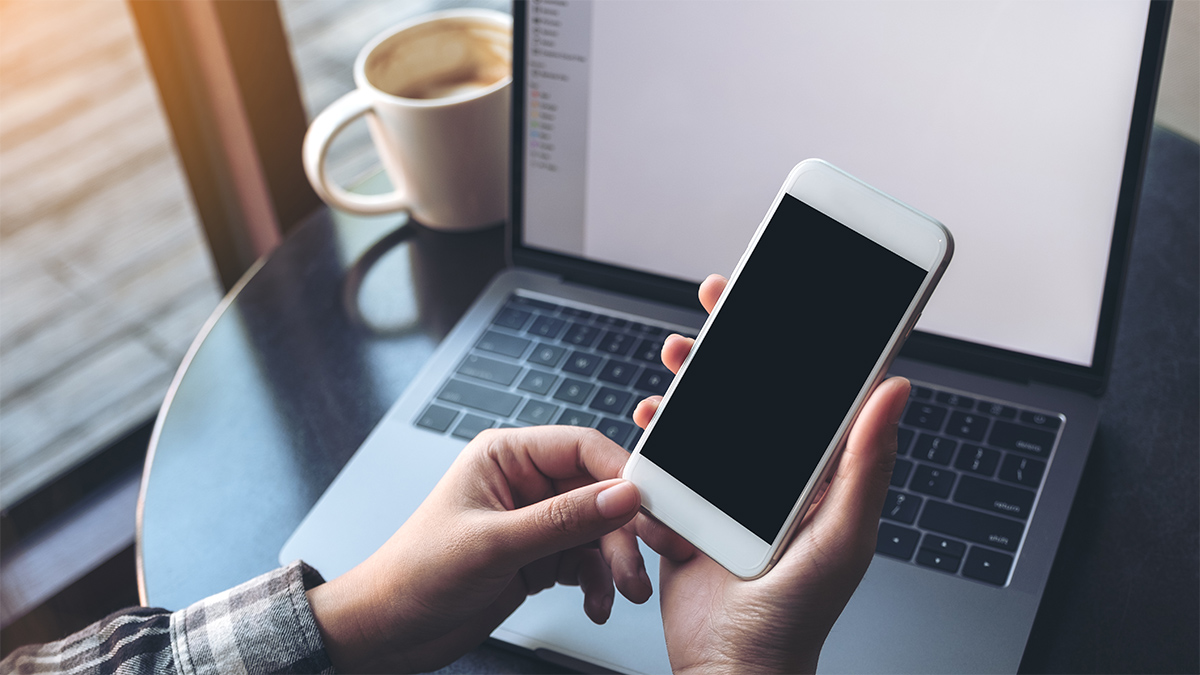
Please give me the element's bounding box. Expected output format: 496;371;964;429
638;194;927;543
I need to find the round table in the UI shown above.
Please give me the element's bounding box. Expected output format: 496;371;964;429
138;129;1198;673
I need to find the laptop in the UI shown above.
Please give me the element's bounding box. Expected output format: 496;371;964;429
282;1;1170;672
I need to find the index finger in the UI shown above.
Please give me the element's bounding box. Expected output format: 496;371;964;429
698;274;727;314
469;426;631;507
659;274;728;374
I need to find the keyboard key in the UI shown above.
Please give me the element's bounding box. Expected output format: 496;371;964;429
1019;410;1062;430
891;458;914;487
945;411;989;442
563;350;602;377
920;534;967;559
560;307;593;319
598;359;639;386
595;315;628;329
437;379;521;417
517;370;557;396
517;400;560;426
416;404;458;433
916;548;961;573
998;454;1046;488
554;378;594;405
911;386;934;400
477;331;531;359
493;307;532;330
557;408;597;427
634;368;671;395
451;413;494;440
528;315;567;339
511;295;559;311
962;546;1013;586
953;475;1036;519
910;465;955;498
988;420;1056;457
919;500;1024;552
935;392;976;409
876;522;920;560
590;387;633;415
977;400;1018;419
632;323;664;336
456;354;521;386
913;434;957;465
562;322;602;348
954;444;1000;476
632;339;664;363
598;330;637;356
882;489;921;524
897;427;915;455
596;417;636;446
904;403;947;431
527;342;566;367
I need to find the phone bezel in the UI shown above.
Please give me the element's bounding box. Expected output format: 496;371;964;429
623;158;953;579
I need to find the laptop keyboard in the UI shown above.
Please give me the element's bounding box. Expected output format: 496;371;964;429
416;293;1064;588
880;384;1063;586
416;293;697;450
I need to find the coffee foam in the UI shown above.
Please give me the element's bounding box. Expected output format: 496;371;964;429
366;20;511;102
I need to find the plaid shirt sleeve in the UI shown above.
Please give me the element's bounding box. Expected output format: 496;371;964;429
2;561;334;675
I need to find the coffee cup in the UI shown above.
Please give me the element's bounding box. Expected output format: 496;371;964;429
302;9;511;231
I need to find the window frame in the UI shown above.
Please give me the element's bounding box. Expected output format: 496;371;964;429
128;0;320;290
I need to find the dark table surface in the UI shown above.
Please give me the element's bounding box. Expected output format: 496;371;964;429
138;127;1198;673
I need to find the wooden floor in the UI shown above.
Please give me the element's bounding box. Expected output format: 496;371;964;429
0;0;1192;512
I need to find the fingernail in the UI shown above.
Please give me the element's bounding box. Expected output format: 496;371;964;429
588;592;613;624
596;480;639;519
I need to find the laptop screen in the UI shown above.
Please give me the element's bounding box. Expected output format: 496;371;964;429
517;0;1151;370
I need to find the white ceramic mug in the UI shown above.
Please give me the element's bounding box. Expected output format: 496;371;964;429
302;9;511;231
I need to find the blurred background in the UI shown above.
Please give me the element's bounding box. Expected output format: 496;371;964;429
0;0;1194;657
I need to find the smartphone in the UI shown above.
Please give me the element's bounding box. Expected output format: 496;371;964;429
622;159;953;579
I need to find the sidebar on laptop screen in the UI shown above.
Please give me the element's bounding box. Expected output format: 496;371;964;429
520;0;1149;369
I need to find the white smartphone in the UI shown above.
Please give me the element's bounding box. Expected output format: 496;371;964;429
622;159;953;579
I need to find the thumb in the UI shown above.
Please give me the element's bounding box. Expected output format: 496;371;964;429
489;479;641;569
821;377;911;535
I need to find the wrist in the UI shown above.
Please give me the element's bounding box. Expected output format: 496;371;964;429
673;653;819;675
669;630;823;675
307;568;403;673
307;578;368;673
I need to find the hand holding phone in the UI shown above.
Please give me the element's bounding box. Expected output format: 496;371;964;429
622;158;952;671
624;159;951;578
624;159;950;576
632;277;915;675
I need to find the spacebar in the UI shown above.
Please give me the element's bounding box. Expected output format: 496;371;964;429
918;500;1025;552
437;379;521;417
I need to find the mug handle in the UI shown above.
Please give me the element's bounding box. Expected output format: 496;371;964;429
302;89;410;215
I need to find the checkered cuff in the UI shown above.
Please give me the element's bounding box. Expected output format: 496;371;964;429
170;560;333;675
